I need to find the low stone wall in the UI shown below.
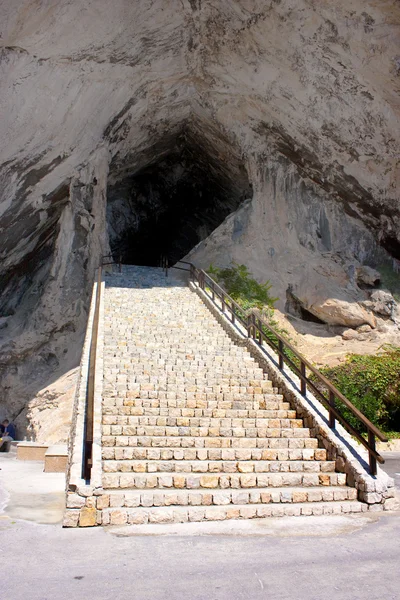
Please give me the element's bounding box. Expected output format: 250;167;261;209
63;276;105;527
193;283;396;511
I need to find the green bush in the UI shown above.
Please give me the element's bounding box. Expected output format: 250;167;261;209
319;346;400;435
208;263;277;310
207;263;299;367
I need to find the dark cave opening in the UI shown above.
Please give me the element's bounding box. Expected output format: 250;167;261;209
106;135;252;266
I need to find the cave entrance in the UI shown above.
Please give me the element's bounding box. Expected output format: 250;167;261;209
106;132;252;266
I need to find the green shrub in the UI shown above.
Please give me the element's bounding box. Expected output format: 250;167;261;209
319;346;400;435
208;263;277;310
207;263;299;367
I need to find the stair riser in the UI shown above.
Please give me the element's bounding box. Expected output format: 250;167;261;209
103;460;336;474
100;486;356;508
103;409;297;420
103;400;288;410
102;427;311;440
102;418;304;430
102;472;345;489
103;436;319;449
102;448;327;461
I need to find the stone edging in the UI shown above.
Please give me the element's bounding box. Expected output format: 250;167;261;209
191;282;396;511
63;276;105;527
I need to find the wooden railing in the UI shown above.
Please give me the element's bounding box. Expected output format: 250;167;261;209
188;265;387;476
82;266;103;481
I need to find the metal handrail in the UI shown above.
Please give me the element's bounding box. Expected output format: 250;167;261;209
189;264;387;476
82;266;102;481
102;254;122;272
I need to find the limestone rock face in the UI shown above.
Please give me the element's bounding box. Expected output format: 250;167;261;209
1;1;400;436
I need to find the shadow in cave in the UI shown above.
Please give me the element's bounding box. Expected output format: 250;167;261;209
106;132;253;266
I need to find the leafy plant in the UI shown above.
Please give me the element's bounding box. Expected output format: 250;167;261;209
207;263;277;310
207;263;299;367
319;346;400;435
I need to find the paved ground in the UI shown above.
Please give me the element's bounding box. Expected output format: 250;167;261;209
0;452;399;600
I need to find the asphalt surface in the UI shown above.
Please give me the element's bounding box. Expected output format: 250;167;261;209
0;452;399;600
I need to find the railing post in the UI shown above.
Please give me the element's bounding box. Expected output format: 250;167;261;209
329;390;336;429
247;315;252;338
300;361;306;396
222;294;225;313
258;318;262;345
232;305;235;324
278;339;284;370
368;429;377;476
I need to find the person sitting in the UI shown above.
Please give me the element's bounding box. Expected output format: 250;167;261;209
0;419;16;451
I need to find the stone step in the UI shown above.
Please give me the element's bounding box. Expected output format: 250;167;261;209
103;459;336;474
102;399;288;410
105;436;319;449
102;408;298;420
102;500;367;525
103;378;271;388
100;485;357;509
102;471;345;490
101;427;311;441
102;417;305;430
102;447;327;462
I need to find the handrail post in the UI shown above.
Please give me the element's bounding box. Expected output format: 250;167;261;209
328;390;336;429
368;430;377;476
278;339;284;370
300;361;306;396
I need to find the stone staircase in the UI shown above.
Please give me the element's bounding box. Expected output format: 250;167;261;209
99;266;366;525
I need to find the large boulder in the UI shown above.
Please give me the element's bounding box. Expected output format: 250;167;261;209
356;266;381;287
307;298;377;328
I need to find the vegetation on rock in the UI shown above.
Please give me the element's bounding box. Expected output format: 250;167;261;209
319;346;400;436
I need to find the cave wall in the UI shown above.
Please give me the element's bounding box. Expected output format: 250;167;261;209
0;0;399;434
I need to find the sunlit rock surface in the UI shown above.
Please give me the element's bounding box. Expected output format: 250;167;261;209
0;0;399;436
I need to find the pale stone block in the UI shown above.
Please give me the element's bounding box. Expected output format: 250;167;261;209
226;507;241;519
97;495;110;509
149;509;174;524
188;508;206;522
307;490;322;502
67;493;86;509
86;496;97;509
213;492;231;505
102;473;120;488
200;475;219;488
240;474;257;488
205;507;226;521
174;475;186;489
110;510;128;525
140;492;154;507
284;505;301;516
63;510;80;528
127;510;148;524
240;506;257;518
125;494;140;508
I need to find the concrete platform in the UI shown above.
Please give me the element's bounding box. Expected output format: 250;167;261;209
44;445;68;473
0;452;65;524
17;442;49;461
